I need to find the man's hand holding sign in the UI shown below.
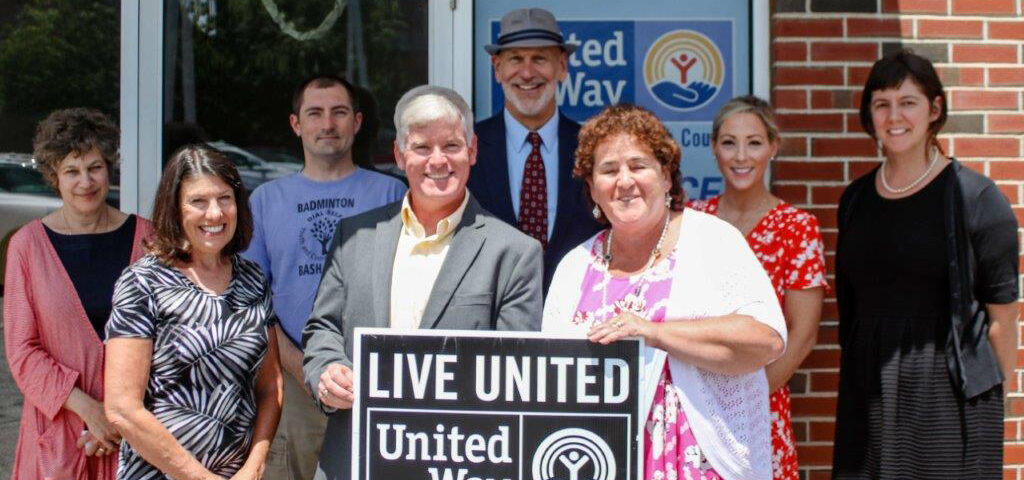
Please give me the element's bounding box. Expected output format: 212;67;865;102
319;363;356;410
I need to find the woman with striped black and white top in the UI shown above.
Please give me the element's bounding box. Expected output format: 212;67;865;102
103;145;282;480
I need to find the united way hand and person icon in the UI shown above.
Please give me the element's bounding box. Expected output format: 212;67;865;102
532;428;617;480
644;29;724;111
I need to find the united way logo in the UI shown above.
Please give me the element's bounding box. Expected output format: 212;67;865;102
643;29;724;111
532;428;616;480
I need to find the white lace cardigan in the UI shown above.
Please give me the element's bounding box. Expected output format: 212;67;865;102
542;208;786;480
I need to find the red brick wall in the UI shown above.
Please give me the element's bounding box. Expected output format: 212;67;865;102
770;1;1024;478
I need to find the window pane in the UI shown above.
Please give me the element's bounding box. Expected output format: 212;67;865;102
0;0;121;266
163;0;428;190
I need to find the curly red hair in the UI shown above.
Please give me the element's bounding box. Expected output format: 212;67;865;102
574;104;684;223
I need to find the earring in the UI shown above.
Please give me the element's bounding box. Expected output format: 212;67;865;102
592;205;601;219
665;193;672;208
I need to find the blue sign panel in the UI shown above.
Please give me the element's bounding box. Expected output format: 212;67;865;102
634;21;733;122
476;2;751;201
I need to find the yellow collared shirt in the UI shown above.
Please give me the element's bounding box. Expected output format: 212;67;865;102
389;193;470;330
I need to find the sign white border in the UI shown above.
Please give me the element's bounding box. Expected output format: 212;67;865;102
351;327;645;480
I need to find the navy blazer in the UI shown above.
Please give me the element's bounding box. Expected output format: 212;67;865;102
469;111;603;292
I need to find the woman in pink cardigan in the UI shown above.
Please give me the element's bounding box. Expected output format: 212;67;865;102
3;108;152;480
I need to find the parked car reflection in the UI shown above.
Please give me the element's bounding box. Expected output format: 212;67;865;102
0;158;63;291
208;141;299;192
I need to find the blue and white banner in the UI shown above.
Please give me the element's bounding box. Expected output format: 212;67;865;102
475;2;752;200
489;20;733;125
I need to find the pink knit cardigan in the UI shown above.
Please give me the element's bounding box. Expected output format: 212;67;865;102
3;218;152;480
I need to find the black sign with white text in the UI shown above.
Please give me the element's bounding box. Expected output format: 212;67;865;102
352;329;643;480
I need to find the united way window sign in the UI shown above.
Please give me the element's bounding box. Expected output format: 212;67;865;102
474;1;759;200
351;329;643;480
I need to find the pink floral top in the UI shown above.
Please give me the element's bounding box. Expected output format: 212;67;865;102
572;230;723;480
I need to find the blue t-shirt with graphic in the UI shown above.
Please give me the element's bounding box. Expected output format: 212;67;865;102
243;168;406;346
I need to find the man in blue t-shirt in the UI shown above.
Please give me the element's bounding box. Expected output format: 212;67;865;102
243;74;406;480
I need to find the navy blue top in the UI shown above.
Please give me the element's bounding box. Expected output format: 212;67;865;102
44;215;136;340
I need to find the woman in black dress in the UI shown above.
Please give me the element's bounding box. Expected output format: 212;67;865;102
832;49;1019;479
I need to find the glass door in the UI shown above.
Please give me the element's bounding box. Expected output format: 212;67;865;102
123;0;460;215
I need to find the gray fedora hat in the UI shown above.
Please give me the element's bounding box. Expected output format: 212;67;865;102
484;8;577;55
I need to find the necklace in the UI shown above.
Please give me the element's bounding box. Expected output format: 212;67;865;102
603;212;671;267
880;146;938;194
719;194;774;235
577;214;671;327
60;206;110;234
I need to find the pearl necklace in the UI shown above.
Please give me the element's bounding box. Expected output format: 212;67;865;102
603;212;671;268
597;214;671;324
880;147;938;194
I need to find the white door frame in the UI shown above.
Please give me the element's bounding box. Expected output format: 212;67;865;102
120;0;165;216
429;0;473;102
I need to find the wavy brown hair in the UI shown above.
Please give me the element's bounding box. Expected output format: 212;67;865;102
574;104;684;223
148;144;252;264
32;108;119;191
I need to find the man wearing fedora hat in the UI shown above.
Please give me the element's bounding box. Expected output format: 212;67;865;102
469;7;601;293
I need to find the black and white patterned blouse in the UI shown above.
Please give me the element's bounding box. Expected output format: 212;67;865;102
106;254;276;479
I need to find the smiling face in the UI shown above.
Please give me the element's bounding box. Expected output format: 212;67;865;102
290;84;363;163
713;112;778;192
869;78;942;157
395;119;477;214
179;173;237;260
588;133;672;231
55;146;110;216
493;46;568;125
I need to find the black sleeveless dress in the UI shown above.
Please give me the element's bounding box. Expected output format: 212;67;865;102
833;164;1003;479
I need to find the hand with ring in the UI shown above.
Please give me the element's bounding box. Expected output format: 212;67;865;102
78;429;118;457
587;310;653;345
318;363;355;410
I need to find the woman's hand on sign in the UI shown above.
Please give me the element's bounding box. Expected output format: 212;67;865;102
319;363;355;409
588;310;655;346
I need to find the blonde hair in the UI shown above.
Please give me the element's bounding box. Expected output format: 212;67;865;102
711;95;780;144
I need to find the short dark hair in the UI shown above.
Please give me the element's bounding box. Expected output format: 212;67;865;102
32;108;119;191
291;74;360;115
859;49;947;146
575;104;684;223
148;144;253;264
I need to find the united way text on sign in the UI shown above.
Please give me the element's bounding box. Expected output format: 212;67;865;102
351;329;643;480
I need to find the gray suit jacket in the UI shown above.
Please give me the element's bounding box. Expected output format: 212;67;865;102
301;194;543;480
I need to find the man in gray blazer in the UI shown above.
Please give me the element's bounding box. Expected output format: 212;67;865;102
302;85;543;480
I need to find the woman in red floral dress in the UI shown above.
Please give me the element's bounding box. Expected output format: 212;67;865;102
688;96;828;480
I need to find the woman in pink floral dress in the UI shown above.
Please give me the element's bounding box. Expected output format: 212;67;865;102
544;104;787;480
689;96;828;480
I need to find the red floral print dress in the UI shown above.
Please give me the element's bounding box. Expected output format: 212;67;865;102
686;198;829;480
